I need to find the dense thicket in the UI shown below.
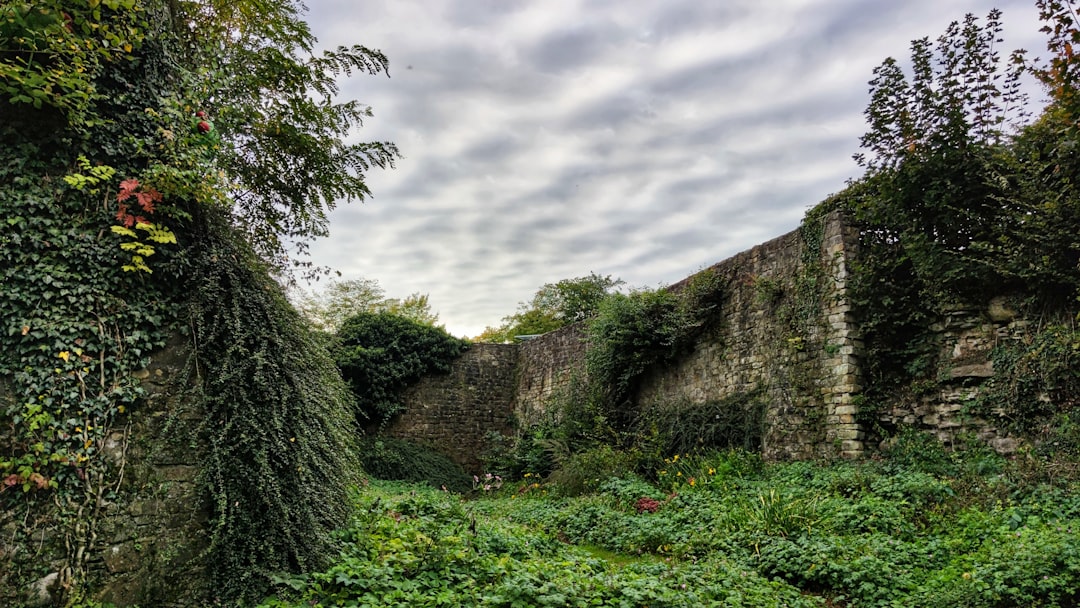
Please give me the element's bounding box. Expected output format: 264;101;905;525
832;4;1080;423
1;0;395;603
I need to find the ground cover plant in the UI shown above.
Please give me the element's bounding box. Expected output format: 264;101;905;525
260;435;1080;607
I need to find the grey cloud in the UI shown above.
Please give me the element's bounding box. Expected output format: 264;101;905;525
525;21;624;74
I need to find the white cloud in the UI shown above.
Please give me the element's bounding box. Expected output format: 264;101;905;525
301;0;1049;338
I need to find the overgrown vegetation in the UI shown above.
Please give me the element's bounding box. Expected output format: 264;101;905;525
258;437;1080;608
1;0;396;603
333;311;469;427
357;437;473;493
483;267;734;485
181;206;361;603
824;4;1080;435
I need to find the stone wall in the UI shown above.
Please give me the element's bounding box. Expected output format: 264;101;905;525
513;323;589;427
0;336;206;607
634;210;864;460
393;210;868;466
386;343;519;472
876;297;1028;454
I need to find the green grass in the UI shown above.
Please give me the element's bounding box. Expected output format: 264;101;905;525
259;441;1080;608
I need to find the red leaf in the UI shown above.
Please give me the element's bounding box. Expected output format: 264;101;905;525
116;203;130;223
2;474;20;490
117;178;139;201
135;190;156;213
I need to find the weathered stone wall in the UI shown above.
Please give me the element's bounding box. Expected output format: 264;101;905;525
385;343;519;473
876;297;1028;453
0;336;206;607
395;210;867;464
634;210;864;460
513;323;589;427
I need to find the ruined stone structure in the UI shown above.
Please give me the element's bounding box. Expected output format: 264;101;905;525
1;337;205;607
388;209;1023;470
2;210;1030;605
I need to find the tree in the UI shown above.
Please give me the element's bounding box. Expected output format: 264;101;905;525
1;0;400;602
476;273;624;342
296;278;440;332
2;0;399;273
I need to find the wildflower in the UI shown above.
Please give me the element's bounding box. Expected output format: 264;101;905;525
707;467;715;475
688;477;696;486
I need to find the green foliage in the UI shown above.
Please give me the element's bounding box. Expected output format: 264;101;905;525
181;206;361;604
254;443;1080;607
974;322;1080;433
837;6;1080;414
633;391;767;461
0;149;181;599
256;480;822;608
334;311;469;426
585;270;724;429
2;0;399;603
167;0;401;274
545;444;636;497
476;272;623;342
0;0;146;128
358;437;472;493
295;278;440;332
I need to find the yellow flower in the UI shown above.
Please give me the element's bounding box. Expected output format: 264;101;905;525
689;477;696;486
708;467;716;475
672;454;679;462
676;471;682;477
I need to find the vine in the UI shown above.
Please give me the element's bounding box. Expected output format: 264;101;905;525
0;153;180;601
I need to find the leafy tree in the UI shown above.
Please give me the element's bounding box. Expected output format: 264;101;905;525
841;4;1080;406
1;0;400;602
296;278;440;332
477;273;624;342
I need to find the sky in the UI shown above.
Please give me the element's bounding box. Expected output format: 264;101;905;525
299;0;1049;338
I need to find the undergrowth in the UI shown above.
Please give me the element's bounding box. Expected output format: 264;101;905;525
259;435;1080;608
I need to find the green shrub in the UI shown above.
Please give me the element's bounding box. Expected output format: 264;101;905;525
333;311;468;426
358;437;472;493
633;391;766;463
546;444;636;496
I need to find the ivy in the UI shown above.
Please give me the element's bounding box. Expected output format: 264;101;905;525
0;152;180;598
333;311;469;427
974;322;1080;433
182;206;360;604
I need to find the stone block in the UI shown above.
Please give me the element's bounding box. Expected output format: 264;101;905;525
104;543;142;574
950;361;994;378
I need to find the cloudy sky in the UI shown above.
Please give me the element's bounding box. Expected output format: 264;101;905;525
299;0;1048;338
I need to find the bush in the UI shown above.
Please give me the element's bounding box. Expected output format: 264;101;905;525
358;437;472;493
547;445;636;496
333;311;468;426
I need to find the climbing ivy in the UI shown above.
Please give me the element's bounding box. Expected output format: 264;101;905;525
1;0;399;603
581;268;725;439
0;152;181;599
181;207;360;604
